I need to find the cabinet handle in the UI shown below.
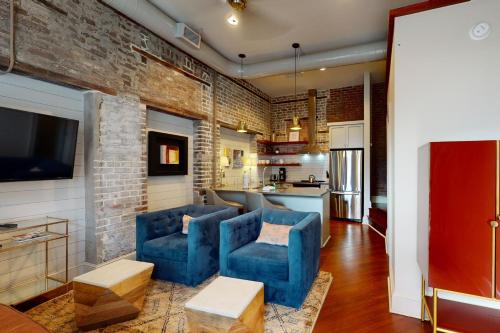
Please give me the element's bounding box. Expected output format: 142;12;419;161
491;220;499;228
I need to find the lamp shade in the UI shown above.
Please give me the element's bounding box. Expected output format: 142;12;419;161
290;116;302;131
236;120;248;133
220;156;230;167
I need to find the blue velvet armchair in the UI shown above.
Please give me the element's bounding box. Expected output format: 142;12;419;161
220;208;321;308
136;204;238;286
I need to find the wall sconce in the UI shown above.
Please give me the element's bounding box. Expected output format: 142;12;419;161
236;120;248;133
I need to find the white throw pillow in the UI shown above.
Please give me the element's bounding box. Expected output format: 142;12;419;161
182;215;193;234
255;221;292;247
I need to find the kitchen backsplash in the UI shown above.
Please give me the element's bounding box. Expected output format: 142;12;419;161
267;154;329;183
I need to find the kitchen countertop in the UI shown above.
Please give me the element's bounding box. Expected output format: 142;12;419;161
214;185;329;198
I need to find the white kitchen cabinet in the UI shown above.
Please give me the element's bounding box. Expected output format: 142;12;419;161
329;123;364;149
329;126;347;149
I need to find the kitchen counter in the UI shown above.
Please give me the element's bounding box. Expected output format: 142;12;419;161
214;186;331;247
213;185;329;198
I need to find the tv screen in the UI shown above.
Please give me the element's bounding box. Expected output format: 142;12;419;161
0;107;79;182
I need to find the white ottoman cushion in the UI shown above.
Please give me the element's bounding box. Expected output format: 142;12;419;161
185;276;263;319
73;259;154;288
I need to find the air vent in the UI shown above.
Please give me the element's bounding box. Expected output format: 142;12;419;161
175;23;201;49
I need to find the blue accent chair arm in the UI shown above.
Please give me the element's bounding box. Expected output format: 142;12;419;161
220;208;263;274
188;207;238;284
136;205;191;260
288;212;321;305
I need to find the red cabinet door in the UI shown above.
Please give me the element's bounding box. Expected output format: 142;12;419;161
429;141;497;297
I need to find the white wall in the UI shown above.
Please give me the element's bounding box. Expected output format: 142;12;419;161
0;74;85;304
220;128;258;187
388;0;500;317
147;110;194;211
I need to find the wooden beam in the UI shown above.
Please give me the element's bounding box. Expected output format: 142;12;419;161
131;45;211;87
140;97;209;121
217;120;263;136
0;56;117;95
386;0;470;84
271;96;327;105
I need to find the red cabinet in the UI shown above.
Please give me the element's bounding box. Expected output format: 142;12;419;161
429;141;498;298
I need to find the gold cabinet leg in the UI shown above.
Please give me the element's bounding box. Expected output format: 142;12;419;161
432;288;438;333
420;276;425;321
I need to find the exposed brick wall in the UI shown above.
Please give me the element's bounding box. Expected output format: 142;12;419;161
271;84;387;198
84;93;147;264
371;83;387;197
0;0;271;262
271;90;329;151
327;85;364;122
216;75;271;138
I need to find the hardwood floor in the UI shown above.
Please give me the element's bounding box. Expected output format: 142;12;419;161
314;221;431;333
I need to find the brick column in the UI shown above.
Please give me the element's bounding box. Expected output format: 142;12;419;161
84;92;147;264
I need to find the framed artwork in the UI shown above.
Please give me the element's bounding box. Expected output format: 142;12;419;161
148;131;188;176
232;149;244;169
289;131;300;142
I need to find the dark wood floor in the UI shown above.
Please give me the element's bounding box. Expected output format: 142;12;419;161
314;221;431;333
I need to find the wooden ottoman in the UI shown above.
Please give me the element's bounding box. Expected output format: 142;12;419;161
185;276;264;333
73;259;154;331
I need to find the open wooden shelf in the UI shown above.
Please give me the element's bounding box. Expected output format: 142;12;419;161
424;295;500;332
257;163;302;167
257;140;308;145
257;152;302;156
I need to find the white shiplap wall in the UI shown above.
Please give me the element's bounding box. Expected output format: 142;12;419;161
147;110;194;211
0;74;85;304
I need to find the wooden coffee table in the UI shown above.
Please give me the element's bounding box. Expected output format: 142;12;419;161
185;276;264;333
73;259;154;331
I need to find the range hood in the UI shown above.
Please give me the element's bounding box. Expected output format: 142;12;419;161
300;89;322;154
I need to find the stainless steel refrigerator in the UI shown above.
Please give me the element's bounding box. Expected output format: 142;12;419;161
329;149;363;221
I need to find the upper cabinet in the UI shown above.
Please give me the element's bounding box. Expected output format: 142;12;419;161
329;123;364;149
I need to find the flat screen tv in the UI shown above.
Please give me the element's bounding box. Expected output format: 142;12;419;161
0;107;79;182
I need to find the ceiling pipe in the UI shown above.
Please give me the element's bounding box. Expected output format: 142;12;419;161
103;0;387;79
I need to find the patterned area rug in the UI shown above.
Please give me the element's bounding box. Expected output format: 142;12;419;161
27;271;332;333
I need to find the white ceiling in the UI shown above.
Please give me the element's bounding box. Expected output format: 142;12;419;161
249;60;386;97
150;0;419;64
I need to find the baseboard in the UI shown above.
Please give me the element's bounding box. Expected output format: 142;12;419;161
366;222;386;239
390;293;421;319
321;235;331;248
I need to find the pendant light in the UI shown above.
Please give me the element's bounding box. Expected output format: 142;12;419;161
290;43;302;131
236;53;248;133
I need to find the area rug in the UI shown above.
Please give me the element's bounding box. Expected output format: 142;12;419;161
26;271;332;333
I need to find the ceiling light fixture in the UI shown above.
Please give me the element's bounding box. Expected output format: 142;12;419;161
290;43;302;132
236;120;248;133
320;67;326;71
227;15;239;25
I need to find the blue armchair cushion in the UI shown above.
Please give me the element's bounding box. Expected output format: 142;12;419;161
137;204;239;287
228;242;289;281
142;232;188;262
220;208;321;308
